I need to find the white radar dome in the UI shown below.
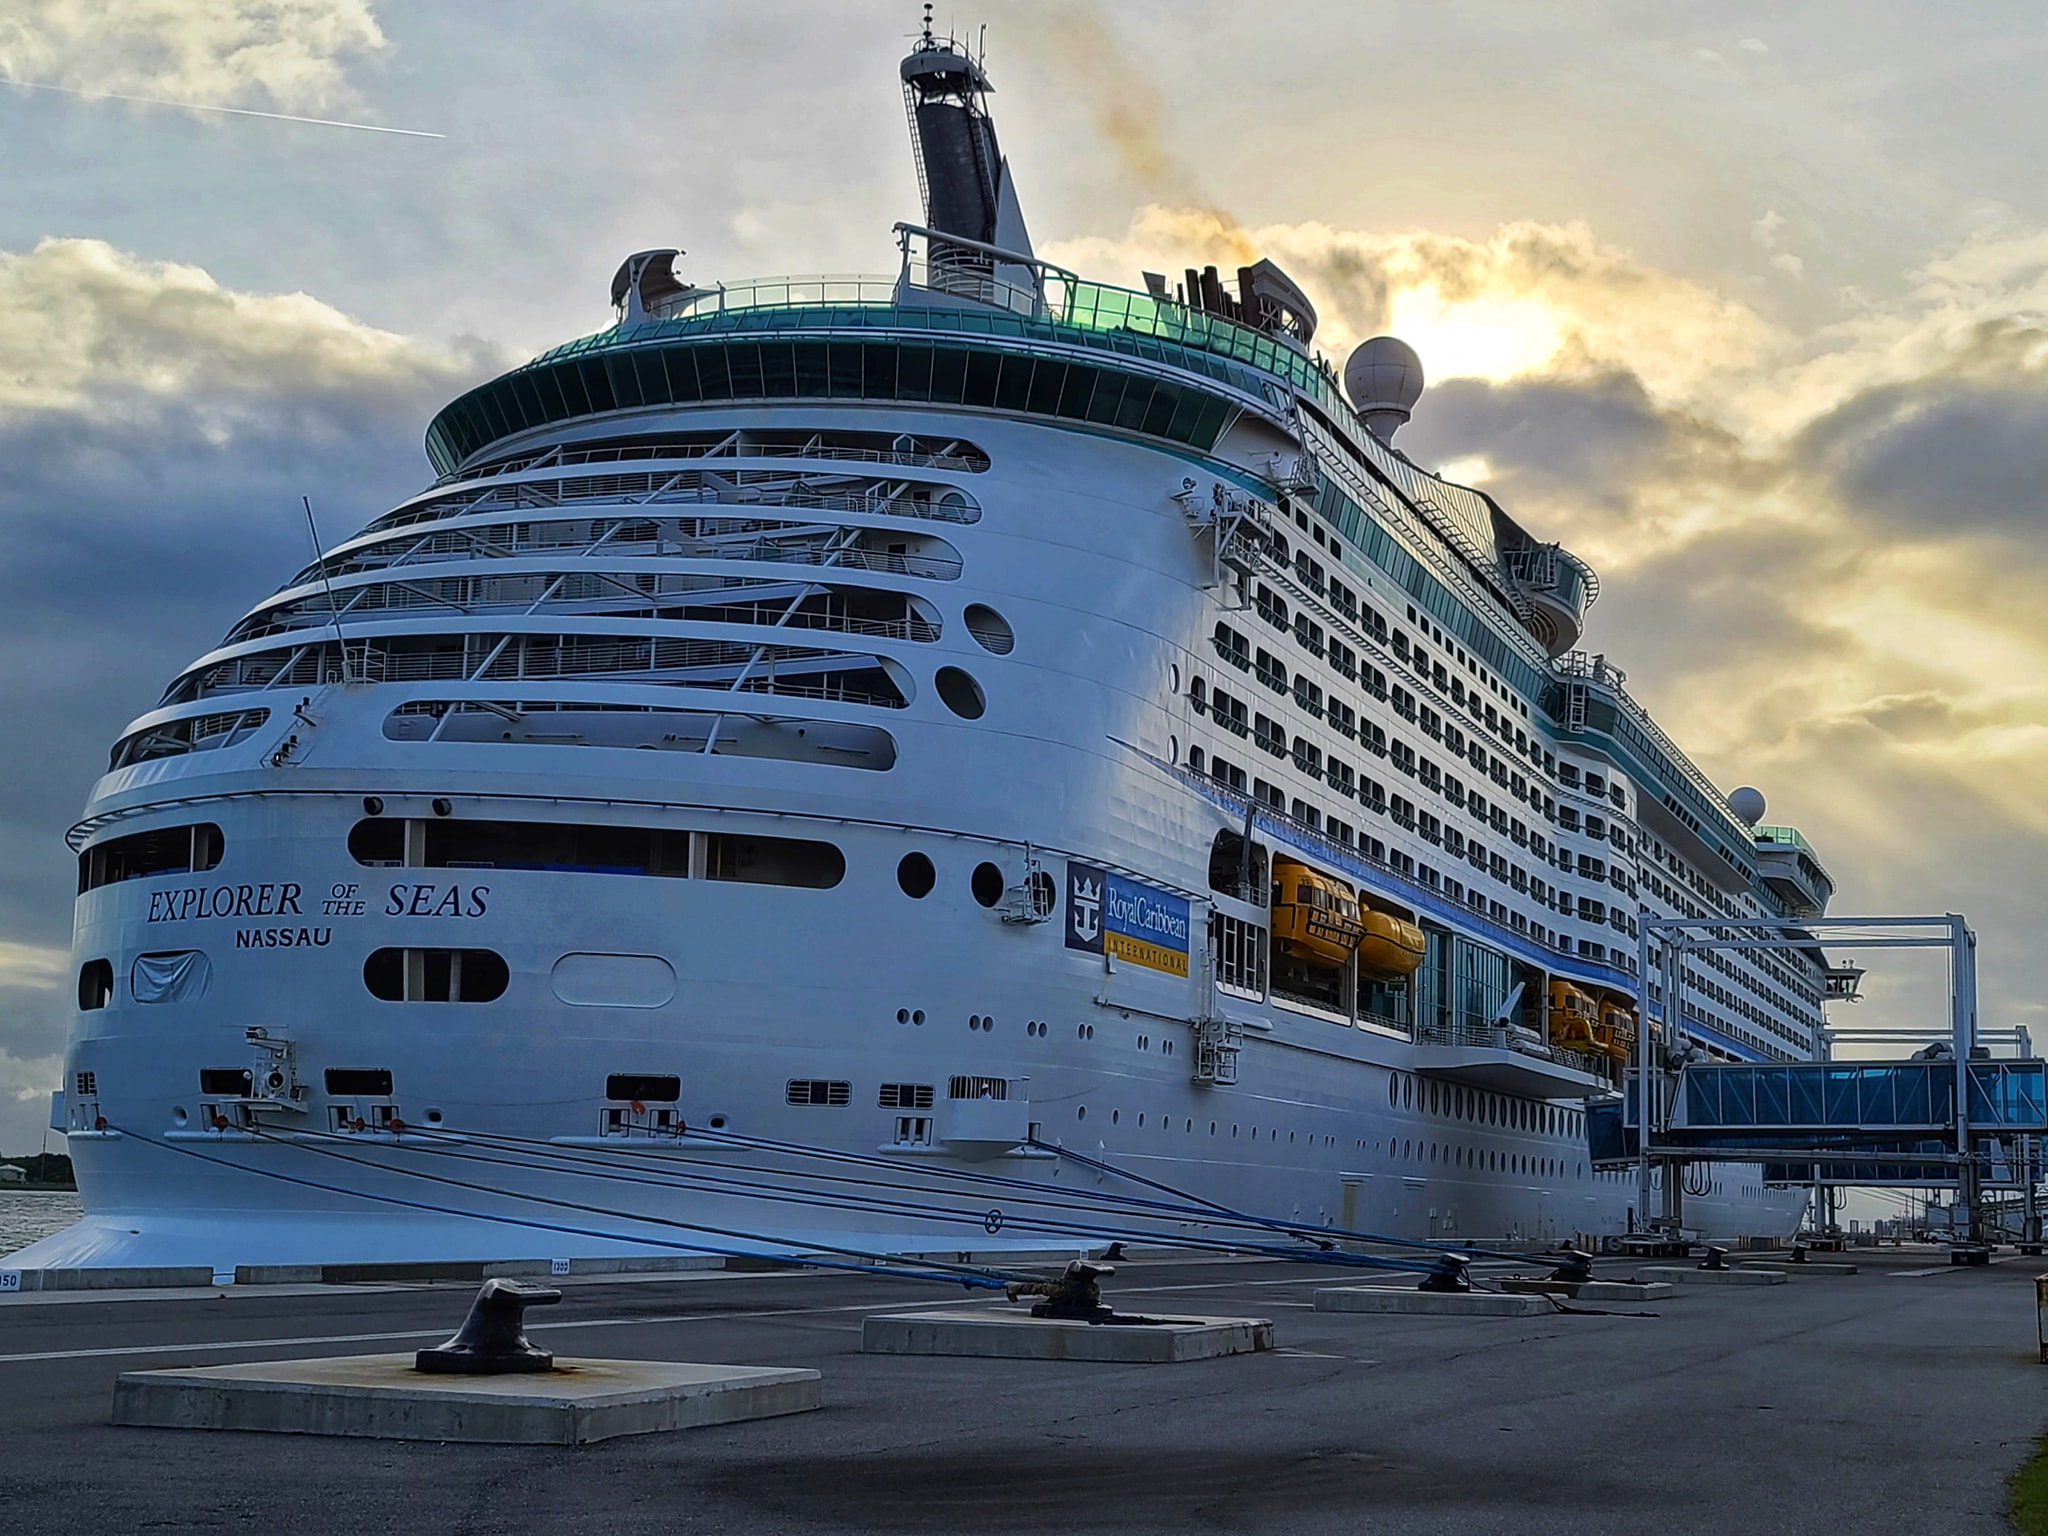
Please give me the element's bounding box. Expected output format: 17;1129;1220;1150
1728;786;1767;826
1344;336;1425;443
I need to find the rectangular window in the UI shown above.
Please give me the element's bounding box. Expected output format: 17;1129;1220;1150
786;1079;851;1106
605;1073;679;1103
878;1083;935;1110
327;1068;396;1097
79;822;225;894
1213;912;1267;996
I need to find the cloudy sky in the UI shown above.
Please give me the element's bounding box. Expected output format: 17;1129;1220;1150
2;2;2045;1177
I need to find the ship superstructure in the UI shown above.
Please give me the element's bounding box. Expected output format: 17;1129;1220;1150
17;27;1822;1270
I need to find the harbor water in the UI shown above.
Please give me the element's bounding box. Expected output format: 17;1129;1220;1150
0;1191;82;1255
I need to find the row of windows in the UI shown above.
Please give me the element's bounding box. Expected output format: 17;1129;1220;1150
1387;1069;1585;1142
425;337;1240;472
78;823;224;895
347;818;847;889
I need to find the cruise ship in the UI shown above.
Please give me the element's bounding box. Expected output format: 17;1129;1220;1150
15;26;1828;1271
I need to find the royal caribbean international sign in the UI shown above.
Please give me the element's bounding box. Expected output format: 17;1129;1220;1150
1064;861;1191;977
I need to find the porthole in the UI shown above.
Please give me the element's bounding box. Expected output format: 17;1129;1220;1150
935;666;986;719
896;1008;910;1023
970;861;1005;907
962;604;1015;655
1168;663;1182;693
897;852;936;898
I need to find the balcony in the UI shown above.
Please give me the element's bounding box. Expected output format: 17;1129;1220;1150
1413;1017;1616;1100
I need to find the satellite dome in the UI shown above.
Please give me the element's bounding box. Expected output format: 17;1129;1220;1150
1728;786;1767;827
1344;336;1425;442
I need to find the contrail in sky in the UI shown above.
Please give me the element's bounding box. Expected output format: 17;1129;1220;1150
0;78;444;139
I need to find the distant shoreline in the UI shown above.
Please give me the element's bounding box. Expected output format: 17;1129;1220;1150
1;1183;77;1194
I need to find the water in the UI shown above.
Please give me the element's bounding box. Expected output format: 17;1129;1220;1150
0;1190;83;1255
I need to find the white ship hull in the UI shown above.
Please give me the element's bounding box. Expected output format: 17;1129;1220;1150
17;34;1820;1270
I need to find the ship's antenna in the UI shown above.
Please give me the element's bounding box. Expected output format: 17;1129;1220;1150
299;495;354;684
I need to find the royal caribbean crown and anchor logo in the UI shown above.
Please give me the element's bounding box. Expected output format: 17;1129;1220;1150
1064;861;1191;978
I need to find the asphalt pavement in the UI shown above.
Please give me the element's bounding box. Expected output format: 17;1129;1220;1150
0;1249;2038;1535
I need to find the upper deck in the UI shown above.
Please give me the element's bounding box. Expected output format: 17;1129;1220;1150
424;266;1338;476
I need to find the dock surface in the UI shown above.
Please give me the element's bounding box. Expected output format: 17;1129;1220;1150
1;1250;2038;1534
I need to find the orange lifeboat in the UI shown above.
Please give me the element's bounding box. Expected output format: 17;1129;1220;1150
1271;858;1365;968
1548;980;1600;1052
1355;910;1425;979
1599;999;1638;1062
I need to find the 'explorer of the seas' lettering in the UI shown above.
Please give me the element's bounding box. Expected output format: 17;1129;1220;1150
146;883;303;922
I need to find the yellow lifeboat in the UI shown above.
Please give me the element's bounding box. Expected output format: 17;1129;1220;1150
1599;1000;1638;1062
1271;858;1365;968
1548;980;1600;1053
1355;910;1426;979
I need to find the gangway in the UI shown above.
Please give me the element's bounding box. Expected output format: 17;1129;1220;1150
1595;912;2030;1253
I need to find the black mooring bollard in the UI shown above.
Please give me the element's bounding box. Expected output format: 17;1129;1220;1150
415;1278;563;1374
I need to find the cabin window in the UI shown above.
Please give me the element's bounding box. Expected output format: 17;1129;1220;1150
363;948;509;1003
78;823;224;894
326;1068;395;1096
349;817;842;889
77;959;113;1010
606;1074;680;1103
879;1083;934;1109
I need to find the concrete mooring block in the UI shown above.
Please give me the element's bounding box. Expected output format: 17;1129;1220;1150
1499;1278;1676;1301
1313;1286;1552;1317
861;1309;1272;1363
111;1354;821;1444
1635;1266;1788;1286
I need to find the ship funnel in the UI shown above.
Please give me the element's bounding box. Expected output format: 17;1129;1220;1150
900;9;1036;296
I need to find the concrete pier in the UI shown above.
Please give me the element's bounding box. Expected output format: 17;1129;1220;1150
1636;1265;1788;1286
111;1354;821;1444
1313;1286;1552;1316
862;1309;1272;1363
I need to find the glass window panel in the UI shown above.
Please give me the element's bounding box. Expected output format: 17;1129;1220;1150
726;343;763;397
1084;369;1126;425
1025;358;1065;416
896;343;932;401
1115;378;1155;433
663;345;701;403
929;347;967;403
759;340;797;396
632;349;670;405
604;353;644;410
961;350;1001;407
1141;382;1180;438
790;340;829;396
552;360;591;417
827;341;863;397
528;366;569;422
993;354;1034;412
579;357;617;413
862;342;899;398
696;345;732;399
